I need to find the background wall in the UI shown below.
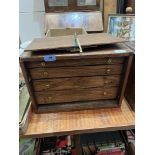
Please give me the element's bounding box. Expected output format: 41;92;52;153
19;0;119;42
19;0;45;43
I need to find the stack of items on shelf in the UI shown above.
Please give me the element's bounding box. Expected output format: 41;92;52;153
125;130;135;155
117;0;125;13
19;138;40;155
81;132;126;155
40;136;75;155
126;130;135;145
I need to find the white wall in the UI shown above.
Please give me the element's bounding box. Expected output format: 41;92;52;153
19;0;45;43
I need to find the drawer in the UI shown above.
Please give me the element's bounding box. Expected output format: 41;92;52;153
26;57;124;68
32;75;121;91
30;65;123;79
35;87;118;104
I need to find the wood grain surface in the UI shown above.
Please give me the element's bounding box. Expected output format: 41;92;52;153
25;33;126;52
30;65;123;80
21;98;135;138
37;100;119;113
26;57;124;68
35;87;118;104
32;75;121;91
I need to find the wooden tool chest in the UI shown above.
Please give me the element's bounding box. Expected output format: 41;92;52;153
20;33;133;113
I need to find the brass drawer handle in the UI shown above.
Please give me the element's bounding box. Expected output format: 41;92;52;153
103;92;107;95
104;81;109;84
48;97;52;102
43;71;48;76
45;84;50;88
40;98;44;103
108;58;112;63
41;62;46;66
42;97;52;103
106;69;111;73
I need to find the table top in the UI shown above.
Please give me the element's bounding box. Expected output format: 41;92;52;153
21;98;135;138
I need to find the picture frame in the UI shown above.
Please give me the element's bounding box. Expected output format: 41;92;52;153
107;14;135;41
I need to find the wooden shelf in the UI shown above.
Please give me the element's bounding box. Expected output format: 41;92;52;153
21;98;135;138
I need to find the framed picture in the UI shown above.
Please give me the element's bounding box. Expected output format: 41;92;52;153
107;14;135;41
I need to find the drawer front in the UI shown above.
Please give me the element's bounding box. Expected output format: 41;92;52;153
26;57;124;68
30;65;123;80
32;75;121;91
35;87;118;104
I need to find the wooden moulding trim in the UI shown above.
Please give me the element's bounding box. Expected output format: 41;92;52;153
21;125;135;139
26;58;124;68
20;51;132;62
45;7;100;13
19;61;38;112
37;100;119;113
118;53;133;106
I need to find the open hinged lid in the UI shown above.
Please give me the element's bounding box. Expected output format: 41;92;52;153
25;33;126;52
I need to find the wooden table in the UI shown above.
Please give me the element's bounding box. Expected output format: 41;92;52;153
21;98;135;138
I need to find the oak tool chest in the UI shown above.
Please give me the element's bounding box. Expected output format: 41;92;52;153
20;33;133;113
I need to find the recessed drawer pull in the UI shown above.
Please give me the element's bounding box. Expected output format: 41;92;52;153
48;97;52;100
41;62;46;66
108;59;112;64
103;92;107;95
104;81;109;84
45;84;50;88
41;97;52;103
43;72;48;76
106;69;111;73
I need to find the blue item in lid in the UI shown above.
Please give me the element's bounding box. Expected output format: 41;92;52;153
44;55;56;62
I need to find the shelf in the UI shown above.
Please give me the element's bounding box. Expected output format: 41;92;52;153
21;98;135;138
